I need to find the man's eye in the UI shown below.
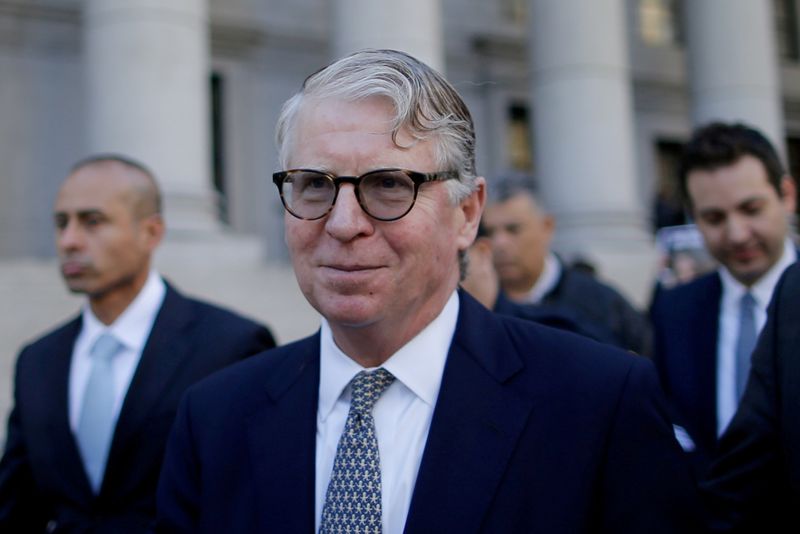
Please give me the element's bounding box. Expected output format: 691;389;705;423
379;177;398;188
308;177;328;189
701;214;724;226
741;203;763;216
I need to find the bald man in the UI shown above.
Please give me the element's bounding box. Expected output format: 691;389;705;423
0;155;276;533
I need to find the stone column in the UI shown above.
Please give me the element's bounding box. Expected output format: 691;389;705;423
332;0;445;72
529;0;653;303
685;0;784;157
84;0;216;233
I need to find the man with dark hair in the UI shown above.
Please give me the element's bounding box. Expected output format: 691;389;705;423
156;49;700;533
651;122;797;475
481;174;651;354
0;155;276;533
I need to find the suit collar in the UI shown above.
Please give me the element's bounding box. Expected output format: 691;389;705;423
247;335;320;532
405;291;532;532
244;294;532;533
102;284;196;492
42;317;97;500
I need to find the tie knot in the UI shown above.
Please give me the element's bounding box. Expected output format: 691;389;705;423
90;333;123;362
350;368;395;414
741;292;756;311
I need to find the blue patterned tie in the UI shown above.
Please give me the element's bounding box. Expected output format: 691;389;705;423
735;292;757;401
319;368;395;534
76;333;123;493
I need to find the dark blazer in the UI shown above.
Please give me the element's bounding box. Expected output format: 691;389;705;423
0;284;276;533
703;262;800;532
650;271;722;472
156;291;701;533
542;263;652;355
492;291;618;345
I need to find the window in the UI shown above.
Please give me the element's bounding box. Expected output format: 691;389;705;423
787;136;800;217
652;140;687;231
774;0;799;61
210;72;228;224
638;0;683;46
507;103;533;172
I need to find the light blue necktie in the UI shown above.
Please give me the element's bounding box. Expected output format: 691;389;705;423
319;368;395;534
735;292;757;402
76;333;123;493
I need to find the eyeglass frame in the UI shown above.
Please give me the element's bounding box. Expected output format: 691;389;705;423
272;168;460;221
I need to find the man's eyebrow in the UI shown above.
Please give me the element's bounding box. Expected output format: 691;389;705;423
53;208;106;218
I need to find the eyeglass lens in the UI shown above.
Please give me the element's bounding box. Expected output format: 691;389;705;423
282;170;417;220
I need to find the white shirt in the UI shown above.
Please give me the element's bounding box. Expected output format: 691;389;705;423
519;252;561;304
315;291;458;534
68;271;167;431
716;239;796;435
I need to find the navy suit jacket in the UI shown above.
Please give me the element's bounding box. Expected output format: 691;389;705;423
703;262;800;532
157;292;701;533
0;284;276;533
650;272;722;471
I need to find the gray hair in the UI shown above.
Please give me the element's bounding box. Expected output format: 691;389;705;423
275;49;478;203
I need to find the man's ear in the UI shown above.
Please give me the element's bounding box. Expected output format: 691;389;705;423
456;177;486;251
780;175;797;214
142;213;165;252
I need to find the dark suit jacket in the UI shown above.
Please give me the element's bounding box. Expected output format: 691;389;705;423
542;263;652;355
650;271;722;472
0;284;276;533
156;291;701;533
703;262;800;532
492;291;618;345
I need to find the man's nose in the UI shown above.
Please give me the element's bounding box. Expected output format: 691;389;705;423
57;220;84;251
726;215;752;243
324;184;374;240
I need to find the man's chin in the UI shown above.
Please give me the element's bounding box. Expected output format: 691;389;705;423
728;263;769;287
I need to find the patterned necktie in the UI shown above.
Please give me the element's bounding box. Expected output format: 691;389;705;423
76;332;123;493
319;368;395;534
735;292;757;401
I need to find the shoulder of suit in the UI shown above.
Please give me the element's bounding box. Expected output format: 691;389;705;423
556;268;630;304
653;271;720;306
19;314;81;355
189;332;314;385
166;285;269;332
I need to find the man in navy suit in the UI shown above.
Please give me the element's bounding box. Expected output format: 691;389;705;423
0;155;276;533
651;123;797;475
156;49;700;533
702;262;800;532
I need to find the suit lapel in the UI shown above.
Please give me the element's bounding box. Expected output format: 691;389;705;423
696;274;722;448
405;294;532;533
42;318;96;500
105;286;195;483
246;335;320;533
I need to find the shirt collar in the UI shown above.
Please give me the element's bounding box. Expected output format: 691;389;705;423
719;238;797;308
318;291;459;422
526;252;561;304
80;270;167;352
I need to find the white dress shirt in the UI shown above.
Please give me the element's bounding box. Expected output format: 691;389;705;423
716;239;796;435
315;291;458;534
68;271;166;432
519;252;561;304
